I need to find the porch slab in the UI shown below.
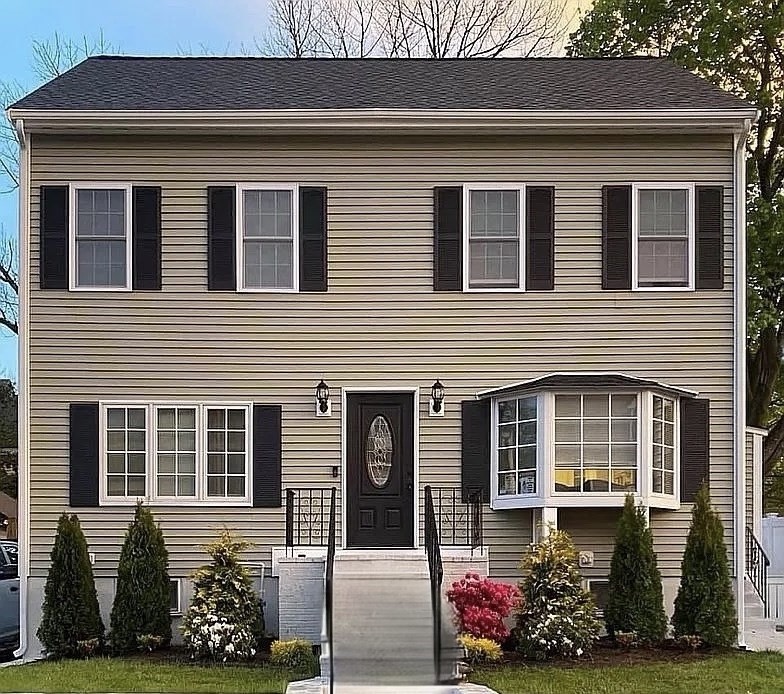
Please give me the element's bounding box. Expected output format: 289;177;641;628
285;679;499;694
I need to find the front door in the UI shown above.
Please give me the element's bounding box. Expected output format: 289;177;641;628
346;392;414;548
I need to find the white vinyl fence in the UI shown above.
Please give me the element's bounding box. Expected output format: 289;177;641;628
762;515;784;620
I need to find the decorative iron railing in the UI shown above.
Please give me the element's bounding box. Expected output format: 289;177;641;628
285;488;333;551
746;526;770;618
429;487;484;550
325;487;337;694
424;485;444;685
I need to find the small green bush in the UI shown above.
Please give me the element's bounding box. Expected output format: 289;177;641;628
605;495;667;643
37;513;105;658
109;503;172;653
515;529;600;660
457;633;502;665
672;485;737;647
181;529;260;661
269;638;317;671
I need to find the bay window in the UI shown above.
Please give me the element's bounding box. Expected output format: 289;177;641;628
497;395;538;496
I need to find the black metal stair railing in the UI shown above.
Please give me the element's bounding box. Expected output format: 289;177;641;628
424;485;444;685
429;487;484;550
325;487;337;694
746;526;770;618
285;488;333;552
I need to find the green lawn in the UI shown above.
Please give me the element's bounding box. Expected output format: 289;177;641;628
1;651;783;693
0;658;309;693
472;651;784;694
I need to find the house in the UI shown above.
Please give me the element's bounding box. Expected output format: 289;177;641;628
7;56;769;665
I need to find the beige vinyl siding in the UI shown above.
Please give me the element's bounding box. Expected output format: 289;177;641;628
27;133;735;582
746;431;754;530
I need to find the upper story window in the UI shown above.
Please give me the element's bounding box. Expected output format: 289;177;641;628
238;185;298;292
633;184;694;290
71;186;132;290
101;402;251;505
464;186;524;291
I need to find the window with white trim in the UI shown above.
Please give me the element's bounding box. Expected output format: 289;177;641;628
239;187;297;290
635;186;692;288
101;403;251;504
652;395;676;495
105;406;147;498
554;394;638;493
465;187;524;290
72;186;132;289
497;396;538;496
169;578;182;615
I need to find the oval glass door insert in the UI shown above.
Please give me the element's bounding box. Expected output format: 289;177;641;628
366;415;393;488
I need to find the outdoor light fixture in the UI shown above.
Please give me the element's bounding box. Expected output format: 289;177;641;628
429;379;445;416
315;379;331;417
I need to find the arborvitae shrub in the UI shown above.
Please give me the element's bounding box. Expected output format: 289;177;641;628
515;529;600;660
605;495;667;643
37;513;104;658
672;485;737;647
181;529;259;661
109;503;172;652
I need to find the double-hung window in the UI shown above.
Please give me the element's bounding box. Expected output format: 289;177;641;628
497;396;538;496
71;185;132;290
238;186;298;291
101;403;251;504
634;185;694;289
465;186;524;290
651;395;676;495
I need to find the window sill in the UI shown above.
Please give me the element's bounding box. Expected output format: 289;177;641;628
99;498;253;508
491;493;680;510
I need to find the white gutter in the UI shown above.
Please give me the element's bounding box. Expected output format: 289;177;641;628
734;118;752;648
5;107;759;134
13;118;29;660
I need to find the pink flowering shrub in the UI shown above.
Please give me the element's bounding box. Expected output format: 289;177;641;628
447;573;521;643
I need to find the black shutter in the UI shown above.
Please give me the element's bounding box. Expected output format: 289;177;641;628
680;398;710;503
299;186;328;292
526;186;555;290
133;186;162;290
696;186;724;289
40;186;69;289
433;187;462;291
461;399;490;503
253;404;282;507
69;403;99;507
602;185;632;290
208;186;236;291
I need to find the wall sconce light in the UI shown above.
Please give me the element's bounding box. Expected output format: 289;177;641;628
429;379;445;417
315;379;332;417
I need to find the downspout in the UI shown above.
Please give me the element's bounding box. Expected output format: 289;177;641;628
734;118;752;648
13;117;29;660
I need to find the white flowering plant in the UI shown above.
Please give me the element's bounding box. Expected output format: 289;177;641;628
181;529;261;662
514;529;600;661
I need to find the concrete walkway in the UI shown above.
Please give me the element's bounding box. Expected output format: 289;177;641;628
285;678;499;694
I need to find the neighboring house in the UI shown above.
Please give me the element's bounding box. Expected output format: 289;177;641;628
7;57;769;659
0;491;16;539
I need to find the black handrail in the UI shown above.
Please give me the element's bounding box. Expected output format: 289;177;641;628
746;526;770;618
325;487;337;694
424;485;444;684
285;488;333;553
429;487;484;550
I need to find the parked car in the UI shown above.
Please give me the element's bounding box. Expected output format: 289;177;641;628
0;540;19;655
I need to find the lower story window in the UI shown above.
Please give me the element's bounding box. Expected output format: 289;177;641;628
102;403;251;504
553;393;638;493
497;395;537;495
652;395;676;494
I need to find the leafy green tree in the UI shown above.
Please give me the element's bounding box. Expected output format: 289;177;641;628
605;495;667;643
569;0;784;477
109;503;172;652
673;485;737;646
37;513;104;658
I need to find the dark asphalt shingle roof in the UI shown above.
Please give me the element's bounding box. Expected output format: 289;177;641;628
11;56;750;112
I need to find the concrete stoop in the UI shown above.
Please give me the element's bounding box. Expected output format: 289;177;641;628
285;679;499;694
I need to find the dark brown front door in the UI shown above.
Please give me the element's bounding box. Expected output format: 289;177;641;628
346;392;414;548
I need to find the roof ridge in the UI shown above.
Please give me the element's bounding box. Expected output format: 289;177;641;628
84;54;671;62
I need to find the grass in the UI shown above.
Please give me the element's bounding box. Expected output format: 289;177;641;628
472;651;784;694
0;657;311;693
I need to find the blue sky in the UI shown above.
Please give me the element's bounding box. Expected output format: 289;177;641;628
0;0;272;382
